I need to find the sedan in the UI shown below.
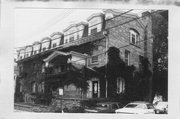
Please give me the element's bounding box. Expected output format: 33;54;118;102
154;101;168;114
115;101;155;114
85;102;124;113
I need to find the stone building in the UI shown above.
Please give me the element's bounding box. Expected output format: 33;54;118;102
15;9;154;107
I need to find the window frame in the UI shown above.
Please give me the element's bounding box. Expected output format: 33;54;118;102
91;55;98;64
69;36;75;42
91;28;98;35
125;50;130;66
130;29;140;46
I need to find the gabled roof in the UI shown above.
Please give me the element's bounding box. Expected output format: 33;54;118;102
50;32;63;38
63;22;88;32
43;51;70;62
43;51;88;63
87;13;104;21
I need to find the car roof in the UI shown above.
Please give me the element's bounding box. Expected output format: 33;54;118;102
128;101;151;104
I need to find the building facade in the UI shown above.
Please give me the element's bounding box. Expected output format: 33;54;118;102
15;9;154;107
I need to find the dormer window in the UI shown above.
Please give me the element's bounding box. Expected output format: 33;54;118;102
91;28;97;35
130;29;140;46
43;47;46;51
87;13;104;36
91;56;98;64
34;51;37;55
53;43;57;48
69;36;74;42
65;39;68;43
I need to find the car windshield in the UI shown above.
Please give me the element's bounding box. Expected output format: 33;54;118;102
125;103;146;109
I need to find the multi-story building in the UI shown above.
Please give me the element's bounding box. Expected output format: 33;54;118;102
15;9;154;107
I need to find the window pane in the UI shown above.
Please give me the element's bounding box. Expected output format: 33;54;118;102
132;34;136;44
91;28;97;35
69;37;74;42
91;56;98;63
53;43;57;48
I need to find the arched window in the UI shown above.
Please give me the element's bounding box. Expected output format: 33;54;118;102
129;29;140;46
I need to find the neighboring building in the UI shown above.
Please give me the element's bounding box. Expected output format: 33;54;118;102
15;10;154;107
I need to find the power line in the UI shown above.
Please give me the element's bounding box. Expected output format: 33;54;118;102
15;10;161;62
14;9;133;50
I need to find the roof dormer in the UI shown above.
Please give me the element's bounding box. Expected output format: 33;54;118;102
41;37;51;52
63;22;88;44
87;13;105;35
32;41;41;55
24;45;33;58
18;48;25;60
50;32;63;49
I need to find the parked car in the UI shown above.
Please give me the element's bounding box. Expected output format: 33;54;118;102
115;101;155;114
85;102;124;113
154;101;168;114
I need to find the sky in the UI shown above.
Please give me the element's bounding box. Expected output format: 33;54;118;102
15;8;103;49
14;8;145;51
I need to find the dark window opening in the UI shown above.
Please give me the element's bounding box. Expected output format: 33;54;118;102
91;28;97;35
125;50;130;65
69;37;74;42
91;56;98;63
34;51;37;55
53;43;57;48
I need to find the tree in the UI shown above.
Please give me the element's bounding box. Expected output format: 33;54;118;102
152;11;168;101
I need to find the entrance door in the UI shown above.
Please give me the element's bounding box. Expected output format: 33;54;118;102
92;81;98;98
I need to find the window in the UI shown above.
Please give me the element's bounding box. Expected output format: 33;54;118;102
125;50;130;65
130;29;140;46
139;55;144;70
19;66;23;73
42;64;45;73
38;82;45;93
34;51;37;55
65;39;68;43
32;63;36;71
53;43;57;48
77;35;79;39
43;47;46;51
32;82;36;93
20;83;22;92
69;36;74;42
117;77;125;94
91;28;97;35
91;56;98;63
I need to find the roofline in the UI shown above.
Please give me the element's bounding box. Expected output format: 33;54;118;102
63;22;88;32
87;13;104;21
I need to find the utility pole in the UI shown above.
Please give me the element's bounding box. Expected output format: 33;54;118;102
103;30;109;98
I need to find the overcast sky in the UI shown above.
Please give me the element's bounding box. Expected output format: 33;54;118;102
14;8;146;50
15;8;104;49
